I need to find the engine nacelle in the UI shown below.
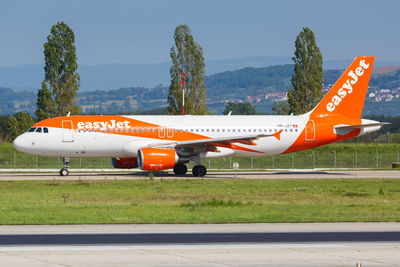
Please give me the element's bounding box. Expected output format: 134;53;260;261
111;157;138;169
137;148;178;171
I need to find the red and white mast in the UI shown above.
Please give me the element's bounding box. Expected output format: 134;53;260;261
180;72;188;115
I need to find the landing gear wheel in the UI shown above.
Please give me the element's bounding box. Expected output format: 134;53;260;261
59;168;69;176
173;163;187;175
192;165;207;177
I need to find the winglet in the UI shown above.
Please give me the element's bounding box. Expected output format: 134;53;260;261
272;130;283;141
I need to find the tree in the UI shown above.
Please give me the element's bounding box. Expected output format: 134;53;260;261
167;25;207;115
35;82;55;121
36;21;80;118
287;27;323;115
272;101;290;115
0;115;9;141
7;112;35;141
223;102;257;115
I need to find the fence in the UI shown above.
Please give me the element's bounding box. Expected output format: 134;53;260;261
0;150;399;170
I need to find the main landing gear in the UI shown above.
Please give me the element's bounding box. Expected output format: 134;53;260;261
173;163;207;177
173;163;187;175
192;165;207;177
59;157;70;176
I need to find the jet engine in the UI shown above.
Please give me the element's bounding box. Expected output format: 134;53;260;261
137;148;178;171
111;157;138;169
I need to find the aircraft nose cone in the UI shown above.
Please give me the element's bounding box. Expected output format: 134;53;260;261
13;134;27;153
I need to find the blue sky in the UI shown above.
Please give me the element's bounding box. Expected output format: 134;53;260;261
0;0;399;66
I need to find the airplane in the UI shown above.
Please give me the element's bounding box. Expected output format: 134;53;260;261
13;56;388;177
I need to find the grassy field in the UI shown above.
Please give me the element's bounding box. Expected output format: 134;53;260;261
0;178;399;224
1;142;400;170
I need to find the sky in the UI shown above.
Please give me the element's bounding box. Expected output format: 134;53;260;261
0;0;399;66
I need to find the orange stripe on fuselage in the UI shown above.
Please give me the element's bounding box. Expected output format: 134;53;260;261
284;115;361;154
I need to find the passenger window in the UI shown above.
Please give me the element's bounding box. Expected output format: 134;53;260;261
126;129;129;133
115;129;118;133
131;129;134;133
28;127;36;132
152;129;156;133
104;129;108;133
110;129;113;133
36;127;42;133
142;129;145;133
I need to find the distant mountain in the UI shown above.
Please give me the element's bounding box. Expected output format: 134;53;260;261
3;56;400;92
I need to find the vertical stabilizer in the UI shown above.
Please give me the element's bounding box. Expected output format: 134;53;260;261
311;56;374;118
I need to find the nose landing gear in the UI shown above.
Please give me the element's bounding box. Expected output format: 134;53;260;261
59;157;70;176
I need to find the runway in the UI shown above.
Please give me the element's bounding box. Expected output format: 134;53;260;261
0;223;399;266
0;169;400;180
2;231;400;246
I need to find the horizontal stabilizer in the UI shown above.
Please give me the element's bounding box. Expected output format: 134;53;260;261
335;122;390;130
334;122;390;135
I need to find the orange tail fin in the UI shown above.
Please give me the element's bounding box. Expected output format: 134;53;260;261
311;56;374;119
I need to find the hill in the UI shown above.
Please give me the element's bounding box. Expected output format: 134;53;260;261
3;57;400;92
1;64;400;116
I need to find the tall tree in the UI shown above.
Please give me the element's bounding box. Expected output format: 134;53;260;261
36;21;80;118
167;25;207;115
287;27;323;115
7;112;35;141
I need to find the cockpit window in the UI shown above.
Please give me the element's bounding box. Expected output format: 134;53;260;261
43;127;49;133
35;127;42;133
28;127;36;132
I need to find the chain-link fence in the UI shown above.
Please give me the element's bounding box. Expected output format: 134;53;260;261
1;150;399;170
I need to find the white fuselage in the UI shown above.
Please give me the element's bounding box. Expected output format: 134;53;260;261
14;115;309;159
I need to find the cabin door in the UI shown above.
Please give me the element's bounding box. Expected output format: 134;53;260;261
62;120;74;142
305;119;315;141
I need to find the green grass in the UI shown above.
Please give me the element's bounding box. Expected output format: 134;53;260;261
1;142;400;170
0;178;399;224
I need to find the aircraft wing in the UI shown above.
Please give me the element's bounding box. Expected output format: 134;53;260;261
148;131;282;149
